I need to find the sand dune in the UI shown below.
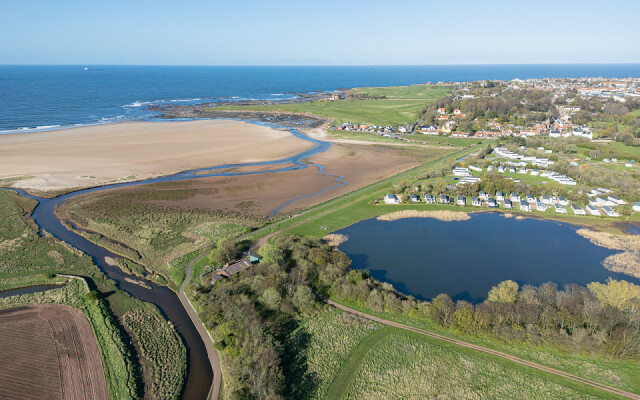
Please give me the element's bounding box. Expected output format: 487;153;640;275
0;120;314;193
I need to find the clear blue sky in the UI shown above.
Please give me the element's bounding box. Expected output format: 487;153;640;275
1;0;639;65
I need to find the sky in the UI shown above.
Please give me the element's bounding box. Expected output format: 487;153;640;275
1;0;639;65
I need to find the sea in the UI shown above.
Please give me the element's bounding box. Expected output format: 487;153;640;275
1;64;640;133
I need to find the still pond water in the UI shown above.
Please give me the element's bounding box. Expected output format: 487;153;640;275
336;213;640;303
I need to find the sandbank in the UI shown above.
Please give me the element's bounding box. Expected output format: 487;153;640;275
0;120;314;193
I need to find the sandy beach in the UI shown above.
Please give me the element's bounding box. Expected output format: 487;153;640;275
0;120;314;193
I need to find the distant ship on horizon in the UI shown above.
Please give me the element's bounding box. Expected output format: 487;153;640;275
83;67;104;71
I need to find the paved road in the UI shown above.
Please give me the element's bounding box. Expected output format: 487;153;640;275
322;296;640;400
179;250;222;400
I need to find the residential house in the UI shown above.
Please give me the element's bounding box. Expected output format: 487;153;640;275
384;193;400;204
602;206;619;217
558;196;569;206
479;191;488;200
555;204;567;214
586;205;601;216
608;195;626;205
496;191;504;202
536;200;548;212
457;195;466;206
488;198;498;208
504;199;513;209
440;194;450;204
541;194;551;204
520;199;531;212
632;202;640;212
424;194;436;204
526;194;536;204
453;167;471;176
570;204;587;215
410;193;420;202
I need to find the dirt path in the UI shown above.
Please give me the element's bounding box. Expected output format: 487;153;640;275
321;296;640;400
179;251;222;400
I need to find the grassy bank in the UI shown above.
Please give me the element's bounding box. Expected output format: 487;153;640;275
0;190;187;399
59;185;260;286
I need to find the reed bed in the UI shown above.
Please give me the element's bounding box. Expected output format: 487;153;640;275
577;229;640;279
376;210;470;222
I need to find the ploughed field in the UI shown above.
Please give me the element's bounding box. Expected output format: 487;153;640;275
0;304;109;400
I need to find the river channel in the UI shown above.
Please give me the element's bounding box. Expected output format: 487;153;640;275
6;122;342;400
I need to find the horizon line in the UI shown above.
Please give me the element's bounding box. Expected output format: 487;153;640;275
2;62;640;67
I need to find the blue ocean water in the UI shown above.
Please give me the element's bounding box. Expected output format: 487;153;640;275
1;64;640;132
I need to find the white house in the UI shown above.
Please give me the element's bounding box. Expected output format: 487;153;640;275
496;191;504;202
520;199;531;212
440;194;450;204
479;191;488;200
498;166;505;173
425;194;436;204
488;198;498;208
504;199;513;209
384;193;400;204
607;195;626;205
469;165;483;172
570;204;587;215
586;205;601;216
602;206;619;217
472;196;482;207
410;193;420;202
536;201;548;212
632;202;640;212
541;194;551;204
555;204;567;214
510;192;520;202
457;195;466;206
596;196;615;206
453;167;471;177
558;196;569;206
526;194;536;204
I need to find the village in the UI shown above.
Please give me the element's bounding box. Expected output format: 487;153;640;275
331;77;640;143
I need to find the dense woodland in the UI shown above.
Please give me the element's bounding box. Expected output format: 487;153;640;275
192;235;640;399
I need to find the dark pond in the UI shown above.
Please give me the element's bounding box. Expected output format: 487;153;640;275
0;284;65;299
336;213;640;303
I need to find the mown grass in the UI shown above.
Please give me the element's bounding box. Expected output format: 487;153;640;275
349;85;454;100
285;310;382;399
217;98;428;127
340;331;616;399
122;303;186;400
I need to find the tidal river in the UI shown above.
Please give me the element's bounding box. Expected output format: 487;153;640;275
6;123;342;400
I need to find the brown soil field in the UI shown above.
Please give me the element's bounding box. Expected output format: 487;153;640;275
113;142;446;216
0;119;314;193
0;304;109;400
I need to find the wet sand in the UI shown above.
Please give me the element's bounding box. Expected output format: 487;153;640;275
0;120;314;193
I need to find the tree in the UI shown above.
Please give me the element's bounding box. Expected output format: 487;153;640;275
430;293;455;326
292;285;316;314
487;280;519;304
259;287;282;310
208;239;237;266
588;279;640;312
454;301;476;334
258;243;285;266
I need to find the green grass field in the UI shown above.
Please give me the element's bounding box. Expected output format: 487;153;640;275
331;299;640;397
288;309;630;399
218;99;426;126
339;331;614;399
286;310;383;399
216;85;452;127
349;84;453;100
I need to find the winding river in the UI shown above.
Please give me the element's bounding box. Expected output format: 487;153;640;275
5;123;342;400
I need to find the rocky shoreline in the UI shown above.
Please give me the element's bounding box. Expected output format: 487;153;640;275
149;89;344;128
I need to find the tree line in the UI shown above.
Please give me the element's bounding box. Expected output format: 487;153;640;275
191;235;640;399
